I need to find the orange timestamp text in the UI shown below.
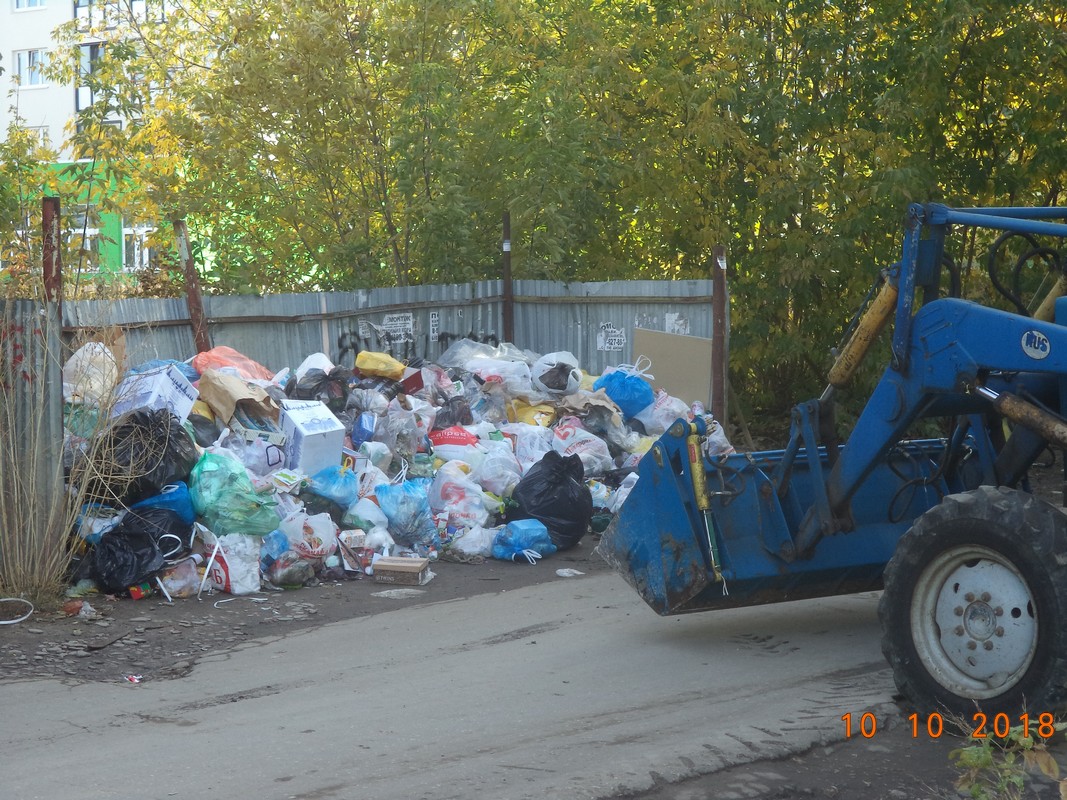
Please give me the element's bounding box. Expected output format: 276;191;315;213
841;711;1058;740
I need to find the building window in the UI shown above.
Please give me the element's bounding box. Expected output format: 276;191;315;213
75;42;103;111
15;0;46;9
76;0;165;29
13;49;48;87
123;225;155;271
27;126;50;147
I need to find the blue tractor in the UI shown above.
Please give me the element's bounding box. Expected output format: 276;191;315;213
599;203;1067;716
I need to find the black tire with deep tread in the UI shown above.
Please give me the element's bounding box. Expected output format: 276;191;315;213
879;485;1067;716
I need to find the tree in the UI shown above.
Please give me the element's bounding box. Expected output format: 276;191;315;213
41;0;1067;421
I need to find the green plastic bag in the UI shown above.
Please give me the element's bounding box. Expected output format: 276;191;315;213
189;451;280;537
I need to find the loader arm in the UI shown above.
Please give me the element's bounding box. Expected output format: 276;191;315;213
817;298;1067;550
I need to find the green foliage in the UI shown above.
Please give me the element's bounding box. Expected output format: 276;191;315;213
950;721;1065;800
26;2;1067;421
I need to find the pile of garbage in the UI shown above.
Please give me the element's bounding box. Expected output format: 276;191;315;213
61;338;733;601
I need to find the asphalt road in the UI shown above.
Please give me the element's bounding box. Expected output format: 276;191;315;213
0;575;899;800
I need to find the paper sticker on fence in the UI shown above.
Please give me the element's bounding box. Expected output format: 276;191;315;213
665;313;690;336
359;313;415;346
597;323;626;352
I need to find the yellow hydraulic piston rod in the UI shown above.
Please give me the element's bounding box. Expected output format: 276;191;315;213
687;423;724;584
974;385;1067;450
827;278;899;389
1032;274;1067;322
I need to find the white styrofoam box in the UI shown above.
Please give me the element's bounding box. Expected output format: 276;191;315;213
110;364;199;422
280;399;346;476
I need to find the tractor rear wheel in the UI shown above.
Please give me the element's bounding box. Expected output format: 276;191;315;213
879;485;1067;716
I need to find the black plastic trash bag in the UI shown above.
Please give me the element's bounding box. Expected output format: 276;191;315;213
91;515;167;593
186;412;224;448
122;506;191;560
286;367;352;414
508;451;593;550
78;409;200;505
432;395;474;430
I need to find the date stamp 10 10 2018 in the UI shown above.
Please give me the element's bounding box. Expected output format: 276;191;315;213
842;711;1058;741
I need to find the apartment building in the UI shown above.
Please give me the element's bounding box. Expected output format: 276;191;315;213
1;0;160;272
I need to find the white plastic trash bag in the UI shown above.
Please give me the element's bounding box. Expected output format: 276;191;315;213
452;525;498;557
63;342;120;404
465;358;534;396
500;422;554;473
632;390;690;436
704;417;736;457
470;440;523;496
344;496;390;530
552;416;614;476
429;426;489;469
429;461;489;529
295;352;335;381
198;524;262;595
530;351;581;396
280;511;339;560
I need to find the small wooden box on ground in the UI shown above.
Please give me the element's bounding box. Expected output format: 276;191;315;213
371;556;431;585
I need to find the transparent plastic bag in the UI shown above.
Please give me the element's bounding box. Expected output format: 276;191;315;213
309;465;361;507
428;461;489;529
189;451;280;537
632;390;690;436
376;479;438;548
530;351;581;395
552;416;614;476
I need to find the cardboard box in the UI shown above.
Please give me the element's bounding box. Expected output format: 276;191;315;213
280;399;346;476
111;364;199;422
399;366;425;395
630;328;715;408
229;405;287;445
371;556;431;585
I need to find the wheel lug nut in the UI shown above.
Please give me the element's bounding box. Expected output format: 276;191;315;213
967;641;978;650
955;606;964;616
995;627;1004;637
980;592;991;602
995;607;1003;616
983;641;994;650
965;593;976;602
955;626;965;636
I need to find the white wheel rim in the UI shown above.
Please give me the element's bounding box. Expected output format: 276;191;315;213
911;544;1038;700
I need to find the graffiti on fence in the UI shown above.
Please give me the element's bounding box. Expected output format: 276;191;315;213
335;319;500;367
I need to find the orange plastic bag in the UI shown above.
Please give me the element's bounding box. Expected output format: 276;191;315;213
191;346;275;382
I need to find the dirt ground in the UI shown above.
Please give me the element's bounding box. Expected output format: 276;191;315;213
5;463;1067;799
0;537;613;685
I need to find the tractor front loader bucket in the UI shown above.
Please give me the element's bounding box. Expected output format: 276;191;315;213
598;420;951;616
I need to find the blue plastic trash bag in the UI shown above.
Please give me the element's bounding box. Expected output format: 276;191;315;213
309;465;361;507
593;358;655;419
131;482;196;526
376;478;437;548
492;519;557;564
